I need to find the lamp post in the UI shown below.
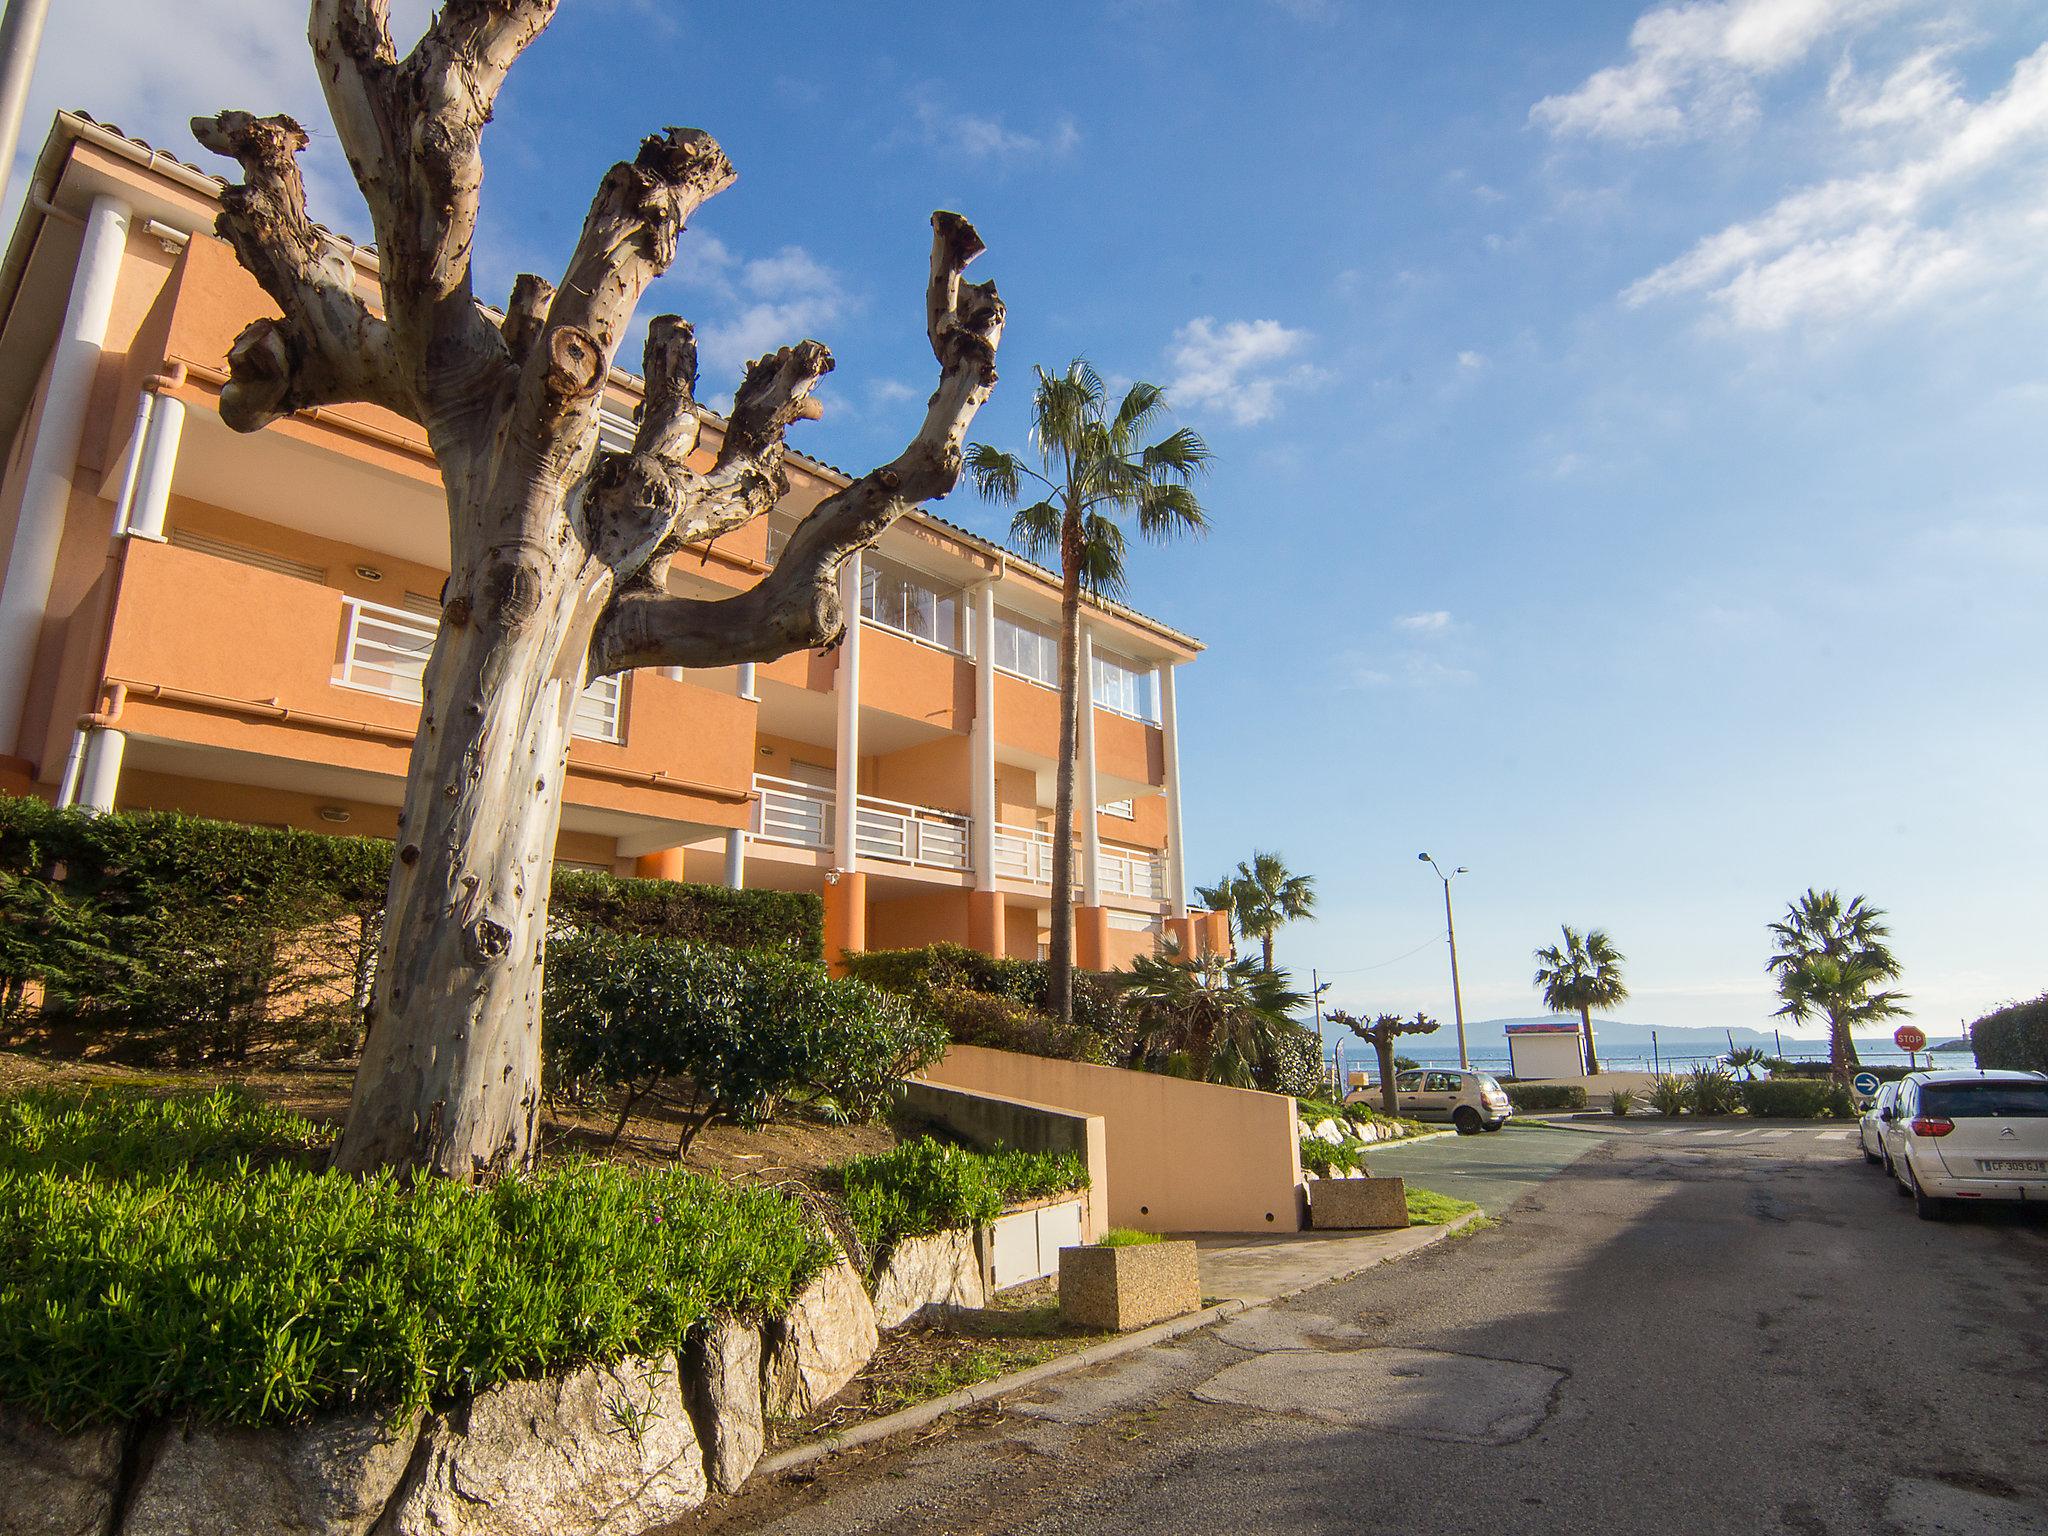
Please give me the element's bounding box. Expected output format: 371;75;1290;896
1311;967;1332;1090
1418;853;1469;1069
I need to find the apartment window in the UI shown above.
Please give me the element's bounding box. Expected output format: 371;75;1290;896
1091;650;1158;722
596;407;637;454
993;611;1059;687
861;555;962;651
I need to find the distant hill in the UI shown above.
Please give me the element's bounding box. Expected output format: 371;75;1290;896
1469;1017;1968;1052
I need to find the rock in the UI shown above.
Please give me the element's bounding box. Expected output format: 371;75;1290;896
870;1229;986;1330
377;1354;705;1536
0;1406;124;1536
681;1319;762;1495
123;1406;421;1536
1312;1118;1347;1145
760;1256;879;1420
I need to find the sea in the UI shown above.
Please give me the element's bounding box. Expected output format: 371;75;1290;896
1321;1037;1964;1078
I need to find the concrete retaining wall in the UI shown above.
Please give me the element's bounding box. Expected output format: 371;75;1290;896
899;1079;1108;1240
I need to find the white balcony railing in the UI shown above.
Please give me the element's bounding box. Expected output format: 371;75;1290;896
337;596;624;744
992;820;1165;900
748;776;970;874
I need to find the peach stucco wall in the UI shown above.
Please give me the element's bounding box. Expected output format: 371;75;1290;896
920;1045;1303;1234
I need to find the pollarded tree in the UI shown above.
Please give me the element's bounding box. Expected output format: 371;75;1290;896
1532;925;1628;1076
192;4;1005;1180
1332;1008;1439;1117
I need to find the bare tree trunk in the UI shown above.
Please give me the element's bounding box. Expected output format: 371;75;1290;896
1830;1013;1859;1079
1580;1003;1600;1076
1377;1033;1398;1118
1261;933;1275;974
1046;534;1084;1026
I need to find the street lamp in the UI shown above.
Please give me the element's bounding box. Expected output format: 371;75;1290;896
1310;968;1333;1089
1418;853;1469;1069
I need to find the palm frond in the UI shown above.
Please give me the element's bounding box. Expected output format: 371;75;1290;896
965;443;1025;505
1008;500;1064;564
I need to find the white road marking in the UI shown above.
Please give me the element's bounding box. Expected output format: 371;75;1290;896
1693;1129;1738;1138
1817;1130;1854;1142
1758;1131;1794;1140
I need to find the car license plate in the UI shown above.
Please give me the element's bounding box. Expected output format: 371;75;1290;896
1976;1159;2047;1174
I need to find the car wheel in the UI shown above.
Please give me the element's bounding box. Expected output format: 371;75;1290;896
1861;1138;1880;1165
1892;1158;1911;1196
1481;1120;1504;1133
1453;1108;1481;1136
1913;1183;1949;1222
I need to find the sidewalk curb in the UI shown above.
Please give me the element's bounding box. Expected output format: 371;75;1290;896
754;1210;1482;1481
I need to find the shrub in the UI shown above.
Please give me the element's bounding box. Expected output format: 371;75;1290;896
1298;1135;1368;1178
1970;994;2048;1074
1505;1084;1588;1113
1609;1087;1636;1117
1738;1078;1856;1119
1762;1059;1913;1082
0;796;823;1064
543;933;946;1151
1649;1075;1689;1116
834;1137;1088;1269
842;944;1139;1066
920;986;1059;1057
1096;1228;1161;1247
1260;1023;1327;1097
0;1089;833;1430
1684;1065;1738;1116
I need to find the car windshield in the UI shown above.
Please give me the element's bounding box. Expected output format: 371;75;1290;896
1919;1082;2048;1119
1479;1076;1505;1095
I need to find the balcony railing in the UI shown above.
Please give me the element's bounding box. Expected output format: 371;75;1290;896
337;596;624;744
992;820;1165;899
748;776;971;874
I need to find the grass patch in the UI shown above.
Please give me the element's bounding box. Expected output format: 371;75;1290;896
835;1137;1088;1273
864;1338;1062;1413
1096;1228;1162;1248
1446;1214;1499;1239
0;1088;834;1430
1404;1185;1480;1225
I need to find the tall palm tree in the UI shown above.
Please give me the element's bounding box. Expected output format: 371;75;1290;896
1532;925;1629;1076
1120;943;1306;1087
1767;890;1907;1079
968;361;1211;1023
1192;875;1240;940
1229;851;1316;973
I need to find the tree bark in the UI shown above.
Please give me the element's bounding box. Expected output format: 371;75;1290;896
1376;1034;1399;1118
1830;1013;1860;1080
195;7;1003;1180
1046;520;1084;1027
1261;933;1275;974
1580;1003;1600;1076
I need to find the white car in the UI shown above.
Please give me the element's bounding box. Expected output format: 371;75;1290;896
1859;1080;1900;1167
1393;1069;1512;1134
1883;1069;2048;1220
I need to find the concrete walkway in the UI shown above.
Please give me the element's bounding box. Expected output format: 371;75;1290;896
1193;1222;1462;1303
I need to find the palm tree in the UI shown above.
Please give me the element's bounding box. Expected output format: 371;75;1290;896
968;361;1211;1023
1192;875;1240;940
1120;943;1304;1087
1228;851;1316;973
1532;925;1629;1076
1768;890;1907;1079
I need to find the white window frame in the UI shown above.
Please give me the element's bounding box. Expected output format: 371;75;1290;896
860;554;966;654
993;610;1059;689
1091;649;1158;723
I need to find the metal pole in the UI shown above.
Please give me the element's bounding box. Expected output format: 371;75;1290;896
1442;879;1468;1069
0;0;53;216
1651;1029;1659;1074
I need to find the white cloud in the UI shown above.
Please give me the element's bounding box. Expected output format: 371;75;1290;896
1395;610;1453;632
1531;0;1907;142
1625;41;2048;329
1165;317;1324;426
906;94;1081;161
1456;349;1487;371
1343;652;1476;690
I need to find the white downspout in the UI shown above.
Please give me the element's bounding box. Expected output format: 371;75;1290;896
970;580;997;887
1160;662;1187;919
832;552;863;870
123;392;183;541
0;193;132;753
1078;624;1101;908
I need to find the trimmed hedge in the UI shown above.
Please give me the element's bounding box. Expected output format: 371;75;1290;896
0;1088;834;1430
1737;1079;1857;1119
1762;1059;1914;1083
833;1136;1088;1271
1505;1084;1587;1113
543;931;946;1151
843;943;1135;1065
1970;995;2048;1074
0;796;821;1063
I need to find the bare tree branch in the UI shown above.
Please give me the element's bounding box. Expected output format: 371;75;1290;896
500;273;554;366
190;111;409;430
590;212;1002;676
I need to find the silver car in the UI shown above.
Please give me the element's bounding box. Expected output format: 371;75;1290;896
1394;1069;1512;1134
1859;1081;1900;1169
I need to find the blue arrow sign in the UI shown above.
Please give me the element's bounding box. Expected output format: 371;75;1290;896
1852;1072;1881;1098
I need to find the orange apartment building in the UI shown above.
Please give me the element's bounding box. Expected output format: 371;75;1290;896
0;113;1229;971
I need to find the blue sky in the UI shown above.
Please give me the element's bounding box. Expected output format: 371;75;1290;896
16;0;2047;1040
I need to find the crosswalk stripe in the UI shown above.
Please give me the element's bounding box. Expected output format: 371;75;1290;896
1758;1130;1793;1139
1817;1130;1854;1141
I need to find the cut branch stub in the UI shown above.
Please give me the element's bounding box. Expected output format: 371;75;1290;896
501;273;555;365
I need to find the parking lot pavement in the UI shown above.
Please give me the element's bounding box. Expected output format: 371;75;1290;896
1355;1123;1607;1213
1585;1120;1867;1158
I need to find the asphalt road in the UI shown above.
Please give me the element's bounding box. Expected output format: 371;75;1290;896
696;1123;2048;1536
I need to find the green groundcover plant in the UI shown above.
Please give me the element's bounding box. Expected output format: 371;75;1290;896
834;1137;1088;1273
0;1089;833;1431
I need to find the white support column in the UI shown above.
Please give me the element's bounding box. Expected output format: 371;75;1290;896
0;194;132;752
1078;624;1101;906
76;726;126;813
1159;663;1187;918
832;552;862;868
737;662;758;702
970;580;996;887
123;392;184;541
723;827;745;890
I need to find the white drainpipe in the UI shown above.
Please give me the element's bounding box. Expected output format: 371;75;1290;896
0;193;132;753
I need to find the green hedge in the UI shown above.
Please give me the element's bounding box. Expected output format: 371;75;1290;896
1505;1084;1587;1112
1299;1134;1368;1178
1737;1079;1857;1119
1762;1059;1914;1082
1970;995;2048;1074
0;796;820;1063
543;932;946;1152
0;1088;833;1430
833;1136;1088;1271
843;944;1135;1065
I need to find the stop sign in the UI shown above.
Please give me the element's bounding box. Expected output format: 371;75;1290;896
1893;1024;1927;1053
